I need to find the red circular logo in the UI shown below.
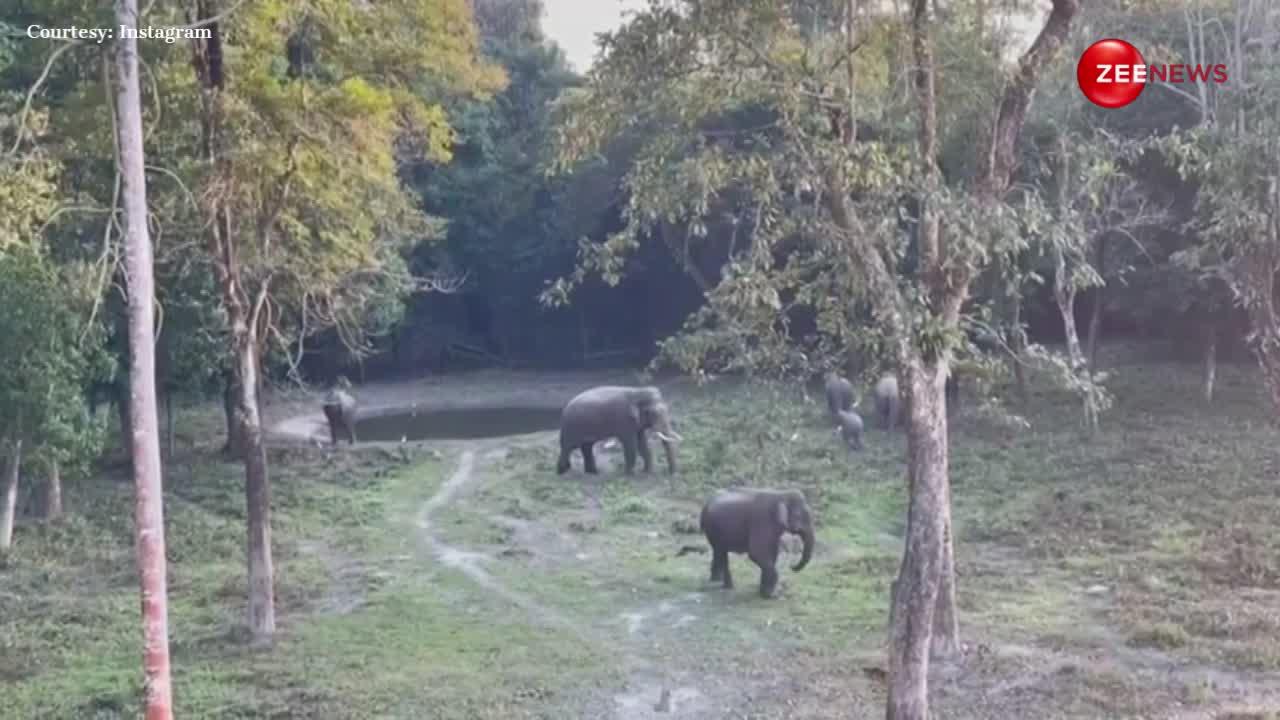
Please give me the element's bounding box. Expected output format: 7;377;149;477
1077;39;1146;108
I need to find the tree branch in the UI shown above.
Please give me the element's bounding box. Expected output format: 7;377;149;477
976;0;1081;204
6;40;81;157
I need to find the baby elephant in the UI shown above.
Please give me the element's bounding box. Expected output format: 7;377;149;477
835;408;864;450
699;488;815;598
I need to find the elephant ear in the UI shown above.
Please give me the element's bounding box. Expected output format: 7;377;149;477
774;500;789;529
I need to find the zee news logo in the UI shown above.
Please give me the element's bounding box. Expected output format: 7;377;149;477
1076;39;1229;109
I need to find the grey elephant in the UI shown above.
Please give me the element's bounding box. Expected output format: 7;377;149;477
699;487;815;598
874;373;903;430
556;386;682;475
322;387;357;445
823;372;855;419
834;408;864;450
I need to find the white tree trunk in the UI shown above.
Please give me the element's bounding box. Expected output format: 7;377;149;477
1;439;23;550
114;0;175;715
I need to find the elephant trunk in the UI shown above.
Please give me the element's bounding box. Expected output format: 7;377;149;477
792;527;814;571
661;438;678;474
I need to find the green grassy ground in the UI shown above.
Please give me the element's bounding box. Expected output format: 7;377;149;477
2;347;1278;718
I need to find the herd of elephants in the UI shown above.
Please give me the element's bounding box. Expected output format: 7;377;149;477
318;371;906;599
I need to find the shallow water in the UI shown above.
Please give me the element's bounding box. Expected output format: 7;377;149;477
353;406;562;441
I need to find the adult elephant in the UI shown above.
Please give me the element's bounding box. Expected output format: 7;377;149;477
322;387;358;445
556;386;682;475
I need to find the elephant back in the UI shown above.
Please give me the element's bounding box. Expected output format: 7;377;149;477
324;388;356;412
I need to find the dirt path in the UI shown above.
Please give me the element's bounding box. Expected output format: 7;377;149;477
412;444;744;719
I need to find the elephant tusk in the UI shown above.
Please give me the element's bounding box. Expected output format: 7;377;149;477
656;430;683;443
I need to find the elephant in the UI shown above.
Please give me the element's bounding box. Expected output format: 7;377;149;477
823;372;855;419
874;373;903;430
556;385;682;475
322;388;358;445
834;408;864;450
699;487;815;598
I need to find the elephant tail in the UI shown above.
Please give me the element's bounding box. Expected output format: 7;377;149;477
675;544;708;557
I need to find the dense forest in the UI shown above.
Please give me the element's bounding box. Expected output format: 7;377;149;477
2;0;1279;718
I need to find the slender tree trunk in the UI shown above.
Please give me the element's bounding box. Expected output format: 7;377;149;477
887;358;951;720
190;2;278;642
233;333;276;641
42;460;63;521
1055;282;1084;367
164;391;175;463
1086;237;1106;370
1;439;22;551
1202;317;1218;404
113;0;174;714
1010;292;1028;401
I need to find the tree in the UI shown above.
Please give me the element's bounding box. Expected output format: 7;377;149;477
181;0;505;641
1023;128;1165;432
542;1;1078;717
1162;0;1280;417
114;0;174;715
0;139;106;548
403;0;583;368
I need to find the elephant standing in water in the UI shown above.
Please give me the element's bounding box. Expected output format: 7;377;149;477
556;386;682;475
322;387;358;445
699;487;815;598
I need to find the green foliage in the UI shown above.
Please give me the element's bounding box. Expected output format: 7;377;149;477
541;0;1039;390
0;244;105;474
190;0;508;363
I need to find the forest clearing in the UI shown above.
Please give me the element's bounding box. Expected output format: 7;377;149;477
5;354;1279;719
4;0;1280;717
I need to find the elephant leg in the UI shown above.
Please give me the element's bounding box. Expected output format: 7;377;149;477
748;537;782;598
711;548;732;589
621;435;638;475
637;430;653;473
556;447;572;475
346;420;357;444
581;443;598;474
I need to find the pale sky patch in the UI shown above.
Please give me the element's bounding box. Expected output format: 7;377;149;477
541;0;648;73
538;0;1048;72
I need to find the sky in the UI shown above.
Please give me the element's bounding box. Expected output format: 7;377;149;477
538;0;1050;73
540;0;648;73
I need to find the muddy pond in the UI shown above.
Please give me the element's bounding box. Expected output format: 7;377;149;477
354;406;562;442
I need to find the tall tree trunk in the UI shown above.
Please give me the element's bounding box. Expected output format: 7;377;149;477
1086;237;1106;370
1;439;22;551
190;2;278;642
887;359;951;720
113;0;175;714
42;460;63;521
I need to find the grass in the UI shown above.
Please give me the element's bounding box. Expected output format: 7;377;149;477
2;343;1279;718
